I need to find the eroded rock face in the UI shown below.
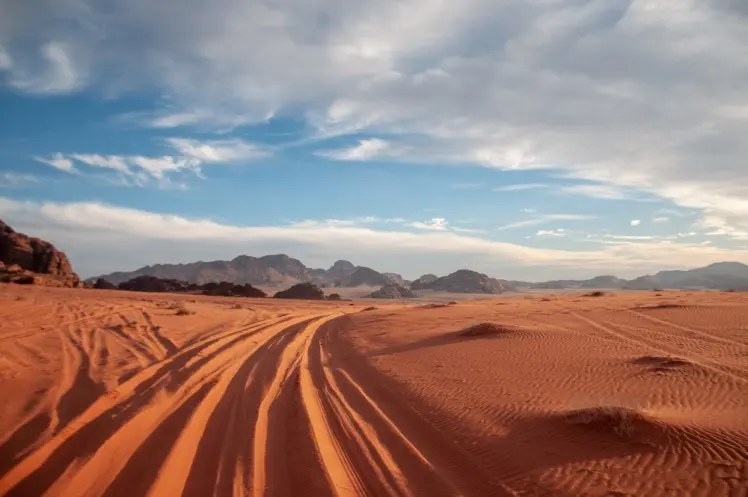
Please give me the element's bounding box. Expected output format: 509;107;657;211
93;279;118;290
368;284;417;299
118;275;190;293
273;282;326;300
114;275;267;297
0;220;82;287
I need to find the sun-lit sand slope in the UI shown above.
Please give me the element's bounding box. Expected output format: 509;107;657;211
1;286;747;496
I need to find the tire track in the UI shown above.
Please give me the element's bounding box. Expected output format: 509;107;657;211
565;309;748;385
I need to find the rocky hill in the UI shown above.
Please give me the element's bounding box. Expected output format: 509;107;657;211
0;219;82;287
274;283;325;300
368;284;417;299
412;269;506;293
94;255;404;289
114;275;266;297
344;266;392;287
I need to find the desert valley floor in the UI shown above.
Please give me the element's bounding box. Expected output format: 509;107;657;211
0;286;747;497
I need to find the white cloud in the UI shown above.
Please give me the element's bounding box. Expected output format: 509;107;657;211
166;138;268;163
318;138;392;161
536;229;566;237
10;42;82;94
0;173;37;187
70;154;131;173
557;184;648;201
2;196;747;279
630;219;641;226
653;216;669;223
409;217;448;231
128;156;194;179
498;214;596;230
34;153;76;173
3;0;748;245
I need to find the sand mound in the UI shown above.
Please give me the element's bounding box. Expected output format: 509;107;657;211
457;322;517;338
631;355;693;369
564;406;657;438
421;303;449;309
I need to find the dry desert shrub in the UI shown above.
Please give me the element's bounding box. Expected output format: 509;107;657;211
583;291;606;297
565;406;647;437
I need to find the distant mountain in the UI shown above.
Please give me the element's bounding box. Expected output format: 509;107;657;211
523;262;748;291
344;266;392;287
623;262;748;290
411;269;506;293
93;255;405;289
95;254;311;286
411;274;438;287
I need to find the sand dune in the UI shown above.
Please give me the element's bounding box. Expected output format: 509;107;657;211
1;286;747;496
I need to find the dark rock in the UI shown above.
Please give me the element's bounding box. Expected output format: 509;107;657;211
274;283;325;300
0;219;82;287
411;269;505;293
93;278;117;290
368;284;417;299
118;275;190;293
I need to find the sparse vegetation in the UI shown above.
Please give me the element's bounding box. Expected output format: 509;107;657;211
175;308;193;316
126;321;137;328
583;291;606;297
231;303;243;309
565;406;647;437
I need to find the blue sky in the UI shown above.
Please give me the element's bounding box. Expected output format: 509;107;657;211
1;0;747;280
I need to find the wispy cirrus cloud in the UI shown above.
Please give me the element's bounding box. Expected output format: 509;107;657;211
317;138;394;161
32;138;266;186
409;217;449;231
34;153;76;173
497;214;596;231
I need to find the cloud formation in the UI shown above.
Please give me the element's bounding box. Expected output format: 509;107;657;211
2;196;747;280
3;0;747;245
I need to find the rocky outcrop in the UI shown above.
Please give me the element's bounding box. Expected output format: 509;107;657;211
274;283;326;300
115;275;267;297
118;275;190;293
412;269;505;293
93;278;117;290
382;273;407;286
368;284;417;299
0;219;82;287
344;267;392;287
200;281;267;298
411;274;438;288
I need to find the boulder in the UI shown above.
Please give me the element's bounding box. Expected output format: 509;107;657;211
274;283;325;300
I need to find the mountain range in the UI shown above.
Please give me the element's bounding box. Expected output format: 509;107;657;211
92;255;748;292
93;255;404;288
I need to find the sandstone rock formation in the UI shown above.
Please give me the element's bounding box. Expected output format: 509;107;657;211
0;219;82;287
93;278;117;290
274;283;326;300
368;284;417;299
411;269;505;293
115;275;267;297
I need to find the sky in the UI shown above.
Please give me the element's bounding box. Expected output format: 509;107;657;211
1;0;747;281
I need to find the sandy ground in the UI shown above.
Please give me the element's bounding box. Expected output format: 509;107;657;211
1;286;747;496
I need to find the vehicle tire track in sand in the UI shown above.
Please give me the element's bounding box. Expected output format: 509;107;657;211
3;305;518;497
0;314;302;497
565;309;748;384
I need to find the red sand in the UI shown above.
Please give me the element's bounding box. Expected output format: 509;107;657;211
1;285;747;496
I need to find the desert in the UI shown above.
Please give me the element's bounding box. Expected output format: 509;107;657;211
2;281;748;496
